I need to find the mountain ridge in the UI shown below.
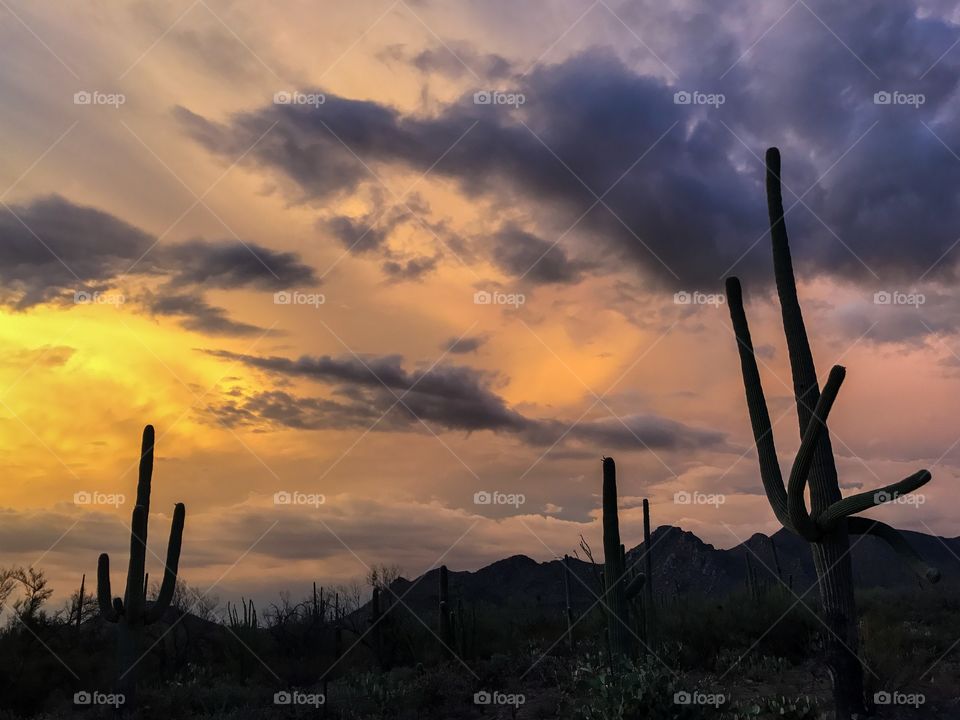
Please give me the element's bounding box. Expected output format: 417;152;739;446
382;524;960;615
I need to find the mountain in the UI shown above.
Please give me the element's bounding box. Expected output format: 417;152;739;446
380;525;960;616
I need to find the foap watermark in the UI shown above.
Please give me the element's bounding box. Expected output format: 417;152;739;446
74;491;125;508
74;691;125;708
873;290;925;307
874;490;926;507
673;690;726;708
674;490;725;508
874;690;925;708
274;690;325;707
274;290;325;308
473;690;525;708
674;290;725;308
273;91;326;108
473;90;526;107
473;290;525;307
74;290;125;306
274;491;326;508
73;90;126;108
474;490;525;508
673;90;725;107
874;90;925;108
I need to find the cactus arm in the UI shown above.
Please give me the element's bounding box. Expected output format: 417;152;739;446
123;505;148;622
766;149;843;513
816;470;932;530
145;503;185;624
136;425;154;514
768;149;822;433
97;553;119;622
846;517;940;583
786;365;846;539
625;572;645;600
725;277;792;529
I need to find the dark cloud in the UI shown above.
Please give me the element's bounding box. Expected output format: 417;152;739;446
178;9;960;293
201;348;528;433
444;336;486;354
381;255;439;281
322;215;391;254
0;195;318;335
145;292;271;337
493;225;588;284
201;348;731;453
320;193;445;281
157;238;316;290
0;195;153;308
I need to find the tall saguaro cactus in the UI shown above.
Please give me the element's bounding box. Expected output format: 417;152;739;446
725;148;938;718
97;425;186;699
601;457;645;662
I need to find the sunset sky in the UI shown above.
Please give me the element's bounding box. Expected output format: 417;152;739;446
1;0;959;606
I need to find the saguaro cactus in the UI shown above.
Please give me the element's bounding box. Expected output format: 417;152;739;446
725;148;938;718
641;498;654;648
562;554;576;652
97;425;186;699
438;565;451;646
601;457;645;662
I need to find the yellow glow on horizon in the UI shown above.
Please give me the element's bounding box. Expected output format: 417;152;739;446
0;302;264;508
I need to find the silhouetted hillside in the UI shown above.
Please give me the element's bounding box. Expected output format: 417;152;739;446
376;525;960;618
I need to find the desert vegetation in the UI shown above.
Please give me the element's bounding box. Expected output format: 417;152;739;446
0;149;955;720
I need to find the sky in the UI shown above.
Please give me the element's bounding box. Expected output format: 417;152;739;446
1;0;960;607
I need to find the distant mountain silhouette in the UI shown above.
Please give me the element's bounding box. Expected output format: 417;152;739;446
379;525;960;616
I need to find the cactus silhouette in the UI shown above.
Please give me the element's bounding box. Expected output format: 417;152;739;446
74;573;86;629
725;148;938;718
601;457;645;662
562;554;576;652
97;425;186;701
438;564;451;646
641;497;654;648
226;598;258;630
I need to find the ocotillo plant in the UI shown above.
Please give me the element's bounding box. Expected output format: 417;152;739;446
601;457;645;662
97;425;186;700
227;598;258;630
725;147;939;718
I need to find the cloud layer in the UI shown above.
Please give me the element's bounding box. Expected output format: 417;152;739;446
202;348;731;453
0;196;318;334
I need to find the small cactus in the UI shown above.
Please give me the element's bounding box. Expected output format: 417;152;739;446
74;574;86;629
96;425;186;699
438;565;451;646
562;554;576;652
